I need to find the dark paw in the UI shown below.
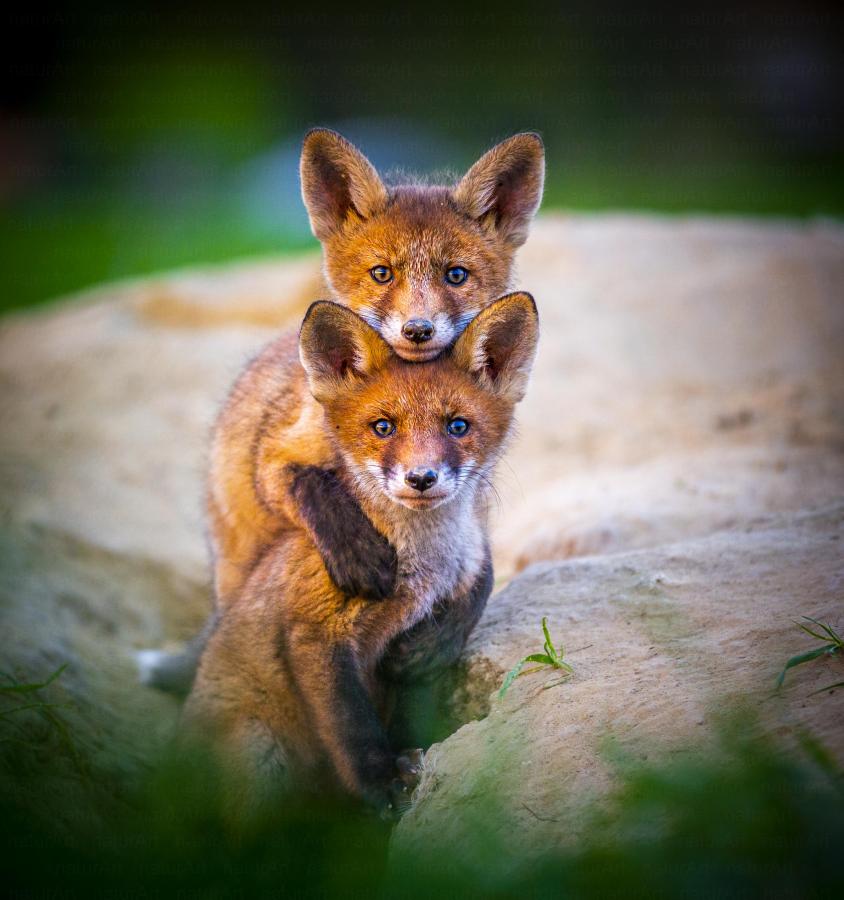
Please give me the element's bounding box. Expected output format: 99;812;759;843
381;778;413;820
370;752;424;821
395;748;424;792
290;465;398;601
326;534;398;601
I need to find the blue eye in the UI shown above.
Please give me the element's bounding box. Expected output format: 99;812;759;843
445;266;468;285
370;265;393;284
447;418;469;437
372;419;395;437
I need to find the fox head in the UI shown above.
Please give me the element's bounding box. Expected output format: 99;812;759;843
300;130;544;362
299;292;538;511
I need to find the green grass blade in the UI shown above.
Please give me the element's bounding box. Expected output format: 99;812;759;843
541;617;558;659
0;702;64;719
500;619;575;697
542;674;574;690
802;616;842;646
808;680;844;696
795;621;829;642
0;664;67;695
499;658;529;698
796;618;837;643
776;646;833;688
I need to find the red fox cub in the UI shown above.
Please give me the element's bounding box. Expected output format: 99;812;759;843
182;292;539;812
211;129;544;607
137;129;544;695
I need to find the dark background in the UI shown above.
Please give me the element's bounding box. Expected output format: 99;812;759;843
2;1;842;311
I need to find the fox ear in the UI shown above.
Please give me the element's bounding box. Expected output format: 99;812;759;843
300;129;389;240
452;133;544;247
452;292;539;403
299;301;392;402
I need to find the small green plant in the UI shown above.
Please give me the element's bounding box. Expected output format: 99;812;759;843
0;663;86;775
776;617;843;692
0;663;67;699
499;617;573;698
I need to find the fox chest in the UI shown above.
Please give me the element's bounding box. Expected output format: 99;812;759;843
392;515;486;621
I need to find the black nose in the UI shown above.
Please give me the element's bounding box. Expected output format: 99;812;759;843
402;318;435;343
405;468;438;492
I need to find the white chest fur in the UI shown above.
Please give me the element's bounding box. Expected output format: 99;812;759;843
387;491;487;620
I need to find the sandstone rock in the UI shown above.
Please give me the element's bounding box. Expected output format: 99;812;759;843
394;504;844;861
0;255;325;816
493;215;844;576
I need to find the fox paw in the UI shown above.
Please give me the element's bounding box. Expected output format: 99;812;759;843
373;751;425;821
395;748;424;791
290;465;398;600
324;532;398;601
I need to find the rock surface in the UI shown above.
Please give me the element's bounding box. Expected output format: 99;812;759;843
1;215;842;837
396;504;844;860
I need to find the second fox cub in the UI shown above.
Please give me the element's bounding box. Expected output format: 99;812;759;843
183;292;539;812
211;129;545;608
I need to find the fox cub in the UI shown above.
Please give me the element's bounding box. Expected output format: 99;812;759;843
139;128;544;696
210;128;545;609
182;292;539;812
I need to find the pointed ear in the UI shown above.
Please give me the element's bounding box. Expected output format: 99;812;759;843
299;301;392;402
452;133;544;247
452;292;539;403
300;129;389;240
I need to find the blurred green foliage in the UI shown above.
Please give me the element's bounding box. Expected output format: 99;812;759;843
0;199;313;314
2;5;843;314
2;703;842;900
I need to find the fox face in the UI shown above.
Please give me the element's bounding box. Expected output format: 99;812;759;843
300;130;544;362
299;292;539;511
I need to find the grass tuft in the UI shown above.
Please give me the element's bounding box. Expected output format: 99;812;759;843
498;617;573;698
0;663;86;774
776;617;843;691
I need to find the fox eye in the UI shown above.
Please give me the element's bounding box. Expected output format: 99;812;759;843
370;265;393;284
445;266;468;285
447;418;469;437
372;419;395;437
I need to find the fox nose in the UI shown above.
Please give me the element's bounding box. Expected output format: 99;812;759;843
405;468;438;492
401;319;435;344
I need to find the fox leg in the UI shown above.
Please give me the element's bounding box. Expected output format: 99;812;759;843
179;649;292;821
284;625;402;812
211;716;291;821
380;549;493;749
287;464;398;601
